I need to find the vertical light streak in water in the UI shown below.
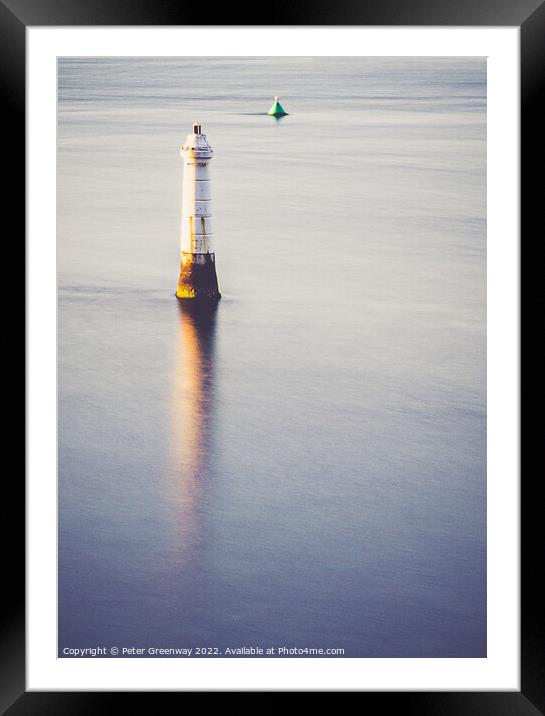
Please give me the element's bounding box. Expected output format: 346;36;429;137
168;304;218;567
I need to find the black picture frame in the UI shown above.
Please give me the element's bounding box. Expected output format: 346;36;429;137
8;0;535;708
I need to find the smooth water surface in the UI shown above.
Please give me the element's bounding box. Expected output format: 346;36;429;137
58;57;486;657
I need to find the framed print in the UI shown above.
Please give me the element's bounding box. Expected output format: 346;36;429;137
8;0;536;708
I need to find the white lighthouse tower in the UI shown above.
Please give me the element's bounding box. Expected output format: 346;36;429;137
176;123;220;300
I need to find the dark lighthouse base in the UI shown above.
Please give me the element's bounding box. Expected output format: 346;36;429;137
176;252;221;300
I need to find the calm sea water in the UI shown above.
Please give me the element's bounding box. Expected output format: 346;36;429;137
58;57;486;657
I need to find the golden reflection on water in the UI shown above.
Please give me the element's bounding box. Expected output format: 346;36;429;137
169;302;218;562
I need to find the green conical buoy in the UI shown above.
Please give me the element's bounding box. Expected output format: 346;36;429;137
268;96;288;117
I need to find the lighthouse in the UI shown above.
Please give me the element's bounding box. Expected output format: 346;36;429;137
176;123;220;300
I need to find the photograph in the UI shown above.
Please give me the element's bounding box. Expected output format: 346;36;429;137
57;55;487;660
